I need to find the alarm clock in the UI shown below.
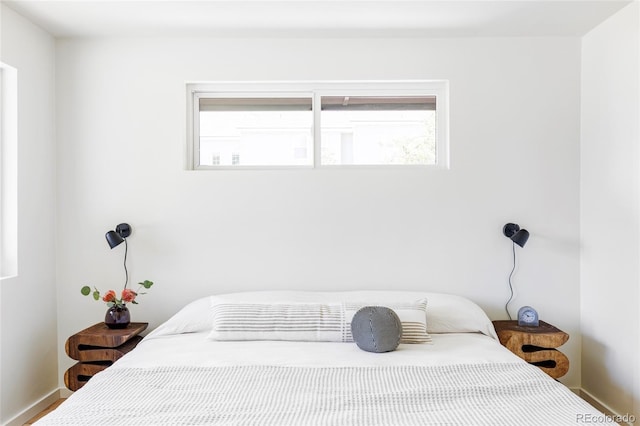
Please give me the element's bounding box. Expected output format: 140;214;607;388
517;306;539;326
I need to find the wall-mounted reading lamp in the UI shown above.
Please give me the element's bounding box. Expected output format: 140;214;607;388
503;223;529;248
503;223;529;319
105;223;132;289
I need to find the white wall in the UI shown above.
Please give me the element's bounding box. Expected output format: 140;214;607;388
55;36;583;386
0;4;58;425
581;1;640;418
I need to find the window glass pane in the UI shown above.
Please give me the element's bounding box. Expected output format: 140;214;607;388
320;96;436;166
0;64;18;277
198;97;313;167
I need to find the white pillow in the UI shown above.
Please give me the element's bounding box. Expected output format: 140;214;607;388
144;296;215;340
425;293;498;339
208;298;431;343
148;291;497;340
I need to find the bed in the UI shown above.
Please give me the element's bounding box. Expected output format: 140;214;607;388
36;291;615;425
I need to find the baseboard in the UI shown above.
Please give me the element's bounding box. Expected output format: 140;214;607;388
575;387;636;426
59;388;73;399
3;388;62;426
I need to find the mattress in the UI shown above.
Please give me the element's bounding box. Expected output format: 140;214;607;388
35;291;616;425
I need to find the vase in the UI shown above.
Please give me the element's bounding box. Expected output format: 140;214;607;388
105;304;130;329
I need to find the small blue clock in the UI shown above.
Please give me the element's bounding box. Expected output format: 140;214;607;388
517;306;539;327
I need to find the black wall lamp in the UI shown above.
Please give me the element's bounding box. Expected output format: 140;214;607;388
503;222;529;319
105;223;132;288
106;223;131;249
503;223;529;248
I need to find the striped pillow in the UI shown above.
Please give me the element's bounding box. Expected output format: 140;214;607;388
209;303;345;342
208;299;431;344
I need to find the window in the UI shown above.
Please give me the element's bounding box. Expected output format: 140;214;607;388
231;152;240;165
188;81;448;169
196;96;313;167
320;96;436;166
0;63;18;278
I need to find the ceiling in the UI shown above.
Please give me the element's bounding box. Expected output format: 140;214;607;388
3;0;633;38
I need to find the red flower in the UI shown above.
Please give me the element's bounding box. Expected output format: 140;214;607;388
102;290;116;303
81;280;153;307
121;288;137;303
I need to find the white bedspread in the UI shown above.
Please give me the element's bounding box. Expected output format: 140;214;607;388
115;332;517;369
38;363;608;426
37;332;615;425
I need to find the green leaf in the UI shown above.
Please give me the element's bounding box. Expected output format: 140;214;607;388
81;286;91;296
106;301;115;308
132;300;139;304
92;290;100;301
140;280;153;289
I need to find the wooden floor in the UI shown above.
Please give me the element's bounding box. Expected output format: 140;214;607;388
23;399;65;425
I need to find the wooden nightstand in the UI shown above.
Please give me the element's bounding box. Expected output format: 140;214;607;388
64;322;148;391
492;320;569;379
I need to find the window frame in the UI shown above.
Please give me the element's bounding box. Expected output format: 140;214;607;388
190;89;315;170
0;62;18;279
187;81;449;170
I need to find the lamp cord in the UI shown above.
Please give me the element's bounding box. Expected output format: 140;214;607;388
505;242;516;320
123;238;129;290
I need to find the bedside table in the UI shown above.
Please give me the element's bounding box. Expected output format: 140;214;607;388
492;320;569;379
64;322;148;391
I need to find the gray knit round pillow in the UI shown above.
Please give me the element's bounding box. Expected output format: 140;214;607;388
351;306;402;353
